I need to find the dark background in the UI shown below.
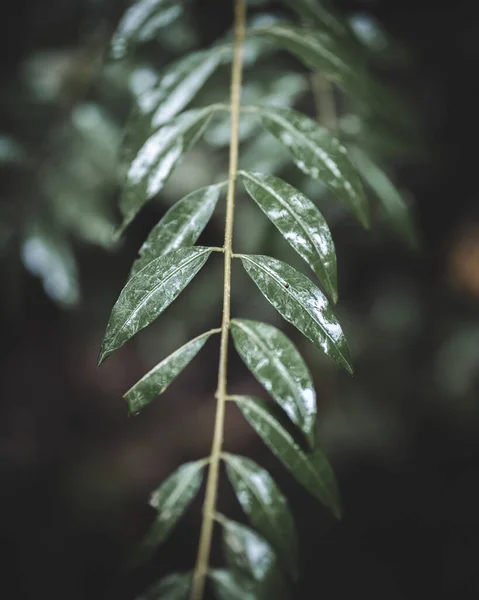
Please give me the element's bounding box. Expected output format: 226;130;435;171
1;1;479;599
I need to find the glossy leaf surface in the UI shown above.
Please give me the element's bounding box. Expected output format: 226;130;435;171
209;570;256;600
98;247;211;365
138;572;192;600
135;461;206;562
350;146;417;247
258;106;369;228
224;453;299;579
125;330;217;414
130;185;221;277
218;516;287;598
239;254;352;374
111;0;183;60
230;319;316;446
239;171;337;302
119;107;216;234
233;396;341;517
281;0;356;44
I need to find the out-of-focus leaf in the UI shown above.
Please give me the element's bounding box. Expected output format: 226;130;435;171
133;461;206;563
240;171;338;301
98;247;212;365
224;453;299;579
230;319;316;446
119;106;217;235
232;396;341;517
125;48;228;162
21;228;79;307
281;0;356;45
258;107;369;228
218;516;287;599
111;0;184;60
239;254;352;374
350;146;418;248
209;570;256;600
130;184;222;277
124;329;218;413
253;24;358;86
137;572;192;600
139;48;229;127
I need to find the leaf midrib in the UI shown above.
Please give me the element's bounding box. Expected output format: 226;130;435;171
233;319;309;430
108;248;210;352
241;255;345;364
242;172;332;291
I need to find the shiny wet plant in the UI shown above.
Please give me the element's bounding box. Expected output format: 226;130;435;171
99;1;417;598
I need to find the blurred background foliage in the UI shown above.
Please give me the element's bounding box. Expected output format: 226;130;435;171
1;1;479;599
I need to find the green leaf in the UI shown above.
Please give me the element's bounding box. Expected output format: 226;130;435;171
218;516;288;599
134;461;206;564
349;146;418;248
138;49;228;128
258;106;369;228
124;329;218;414
232;396;341;517
125;49;228;162
224;453;299;579
230;319;317;446
118;106;217;235
209;570;256;600
111;0;183;60
98;247;212;365
239;171;338;302
253;24;358;86
137;572;192;600
239;254;352;374
281;0;356;45
130;184;221;277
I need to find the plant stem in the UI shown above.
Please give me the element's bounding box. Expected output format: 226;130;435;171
191;1;246;598
311;73;337;131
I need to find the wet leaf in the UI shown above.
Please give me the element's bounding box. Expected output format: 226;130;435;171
232;396;341;517
111;0;183;60
230;319;316;446
350;146;418;248
218;516;288;599
138;48;228;127
258;106;369;228
239;171;337;301
130;184;221;277
224;453;299;579
98;247;212;365
137;572;192;600
209;570;256;600
124;329;218;413
254;24;358;86
239;254;352;374
119;106;217;235
133;461;206;564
